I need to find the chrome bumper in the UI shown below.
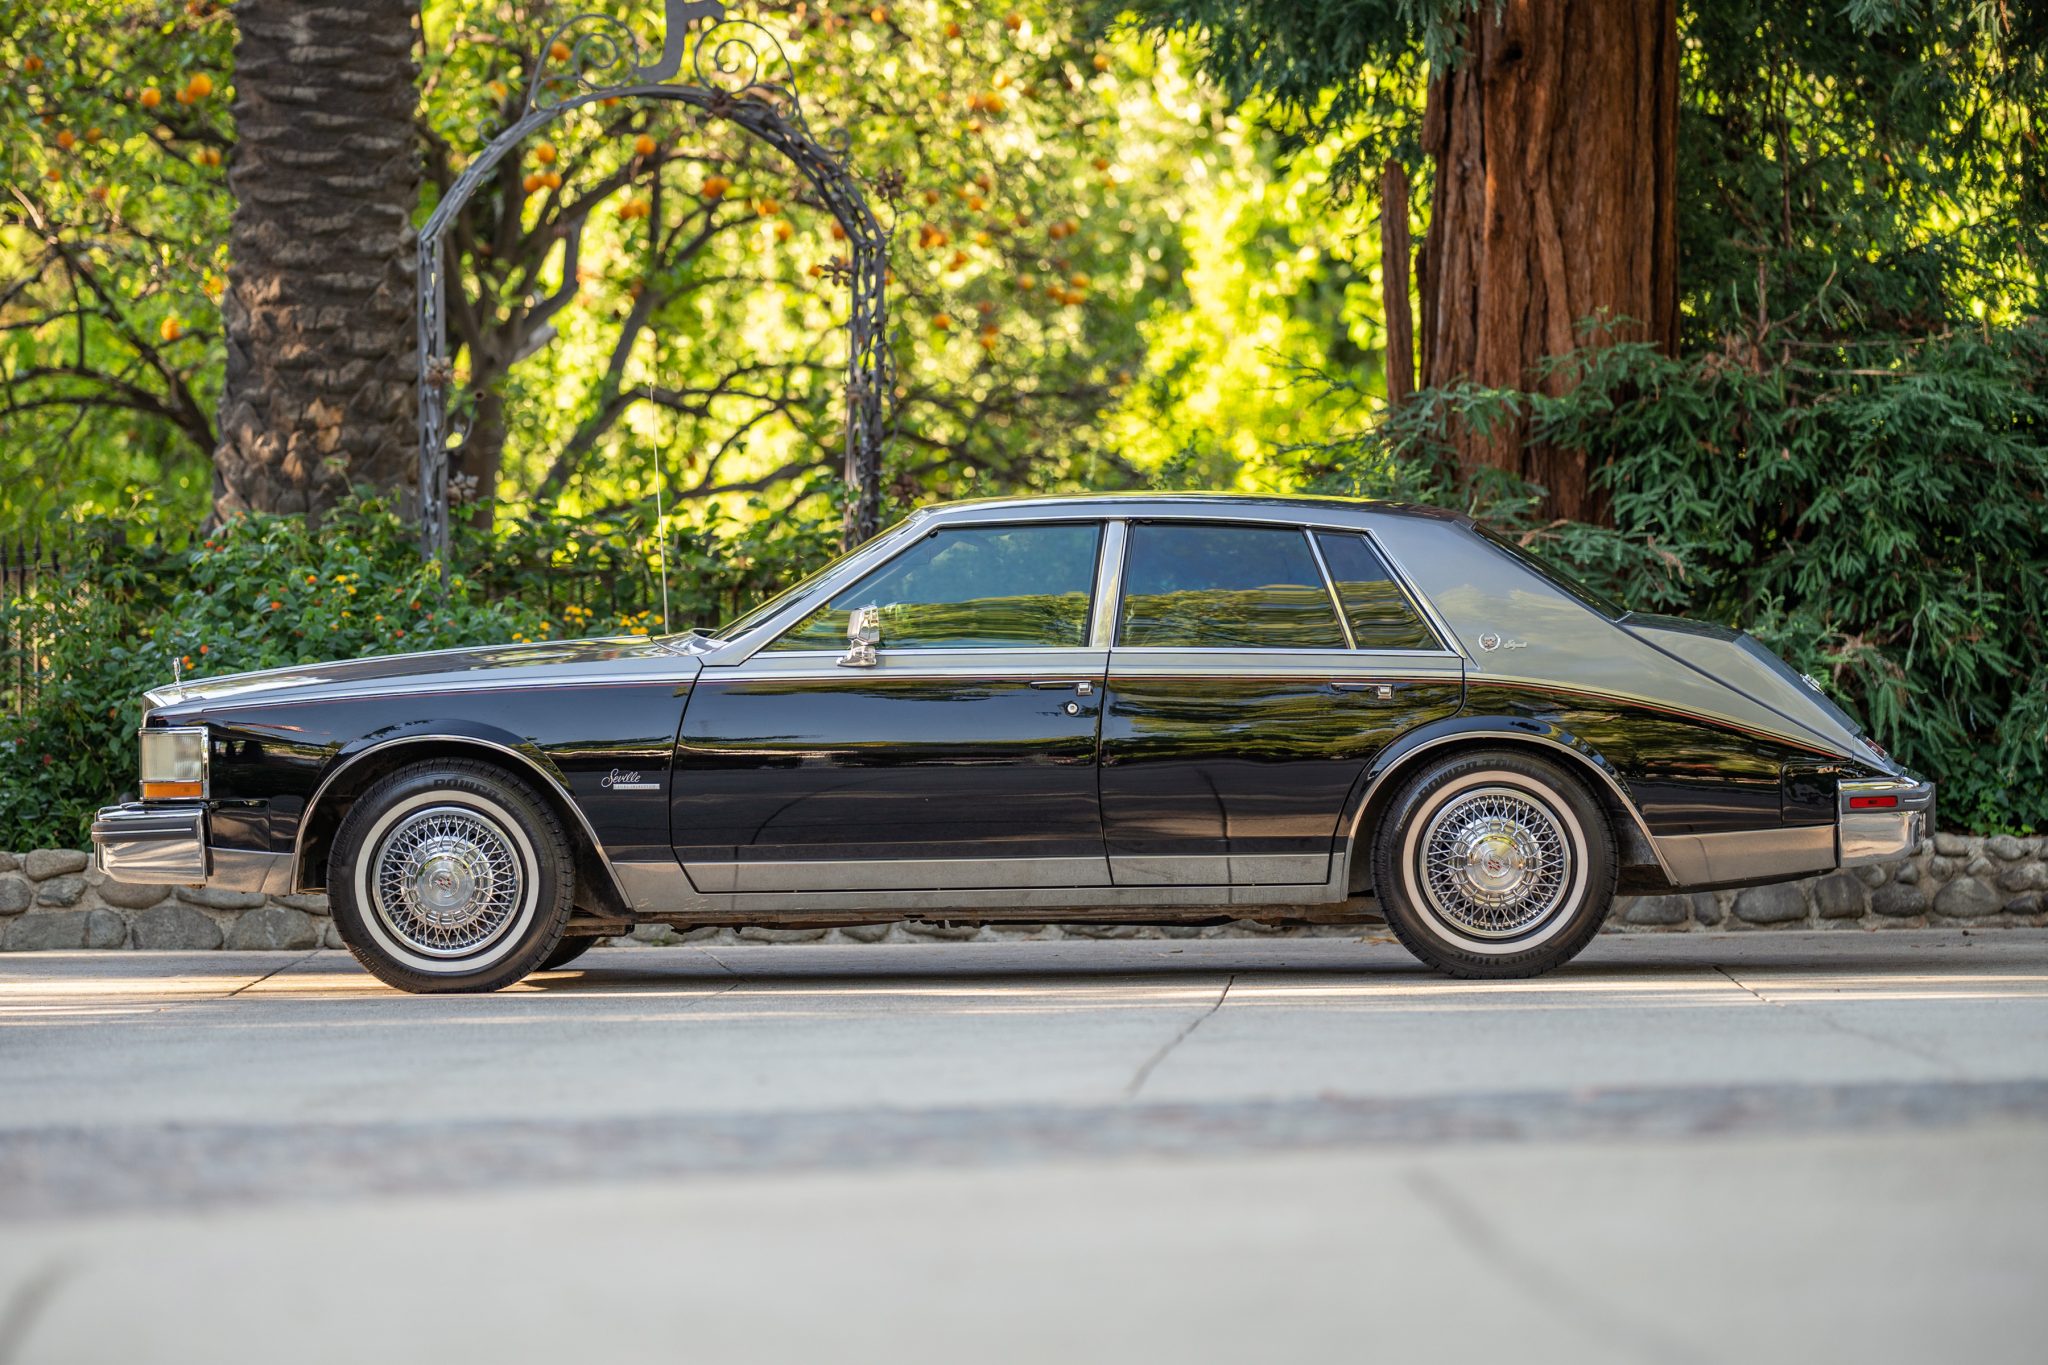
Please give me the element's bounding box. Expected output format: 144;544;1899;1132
92;803;208;884
1838;775;1934;866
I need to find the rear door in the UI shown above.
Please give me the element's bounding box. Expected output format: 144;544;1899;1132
1099;521;1464;887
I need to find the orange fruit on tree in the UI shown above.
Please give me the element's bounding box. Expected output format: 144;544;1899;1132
550;40;573;61
633;133;656;157
23;56;42;73
931;313;952;331
159;316;183;342
869;5;888;21
1005;13;1022;31
830;221;847;241
185;72;213;98
774;220;794;242
55;129;75;151
945;22;961;39
1093;53;1111;72
701;174;730;198
140;87;162;109
534;142;557;164
84;126;103;143
522;172;544;193
756;196;780;215
43;167;60;182
540;170;561;190
198;146;221;167
487;80;509;101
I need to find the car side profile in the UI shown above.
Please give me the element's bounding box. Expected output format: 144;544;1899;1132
92;494;1932;991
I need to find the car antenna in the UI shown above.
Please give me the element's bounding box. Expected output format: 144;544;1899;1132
649;377;672;636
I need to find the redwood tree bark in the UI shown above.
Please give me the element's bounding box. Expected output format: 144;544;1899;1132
1418;0;1678;521
212;1;421;522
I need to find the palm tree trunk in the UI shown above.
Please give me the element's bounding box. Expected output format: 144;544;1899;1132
211;0;421;522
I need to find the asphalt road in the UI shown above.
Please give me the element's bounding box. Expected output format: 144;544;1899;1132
2;930;2045;1364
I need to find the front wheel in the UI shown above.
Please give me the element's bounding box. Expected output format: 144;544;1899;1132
1372;750;1615;979
329;760;575;993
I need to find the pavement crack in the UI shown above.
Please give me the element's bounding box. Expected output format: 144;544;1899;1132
696;947;742;977
1124;973;1234;1100
0;1260;68;1365
1713;963;1962;1074
1403;1167;1707;1365
225;949;323;998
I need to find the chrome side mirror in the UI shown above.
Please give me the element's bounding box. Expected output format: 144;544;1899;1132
838;604;881;668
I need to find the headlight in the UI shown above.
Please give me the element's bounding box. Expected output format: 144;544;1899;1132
140;727;209;800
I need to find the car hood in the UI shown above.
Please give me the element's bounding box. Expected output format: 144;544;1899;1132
145;635;704;714
1619;613;1896;773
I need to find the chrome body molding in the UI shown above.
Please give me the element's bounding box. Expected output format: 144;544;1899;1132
1109;853;1329;887
684;855;1114;894
290;734;636;910
1838;774;1936;866
612;857;1355;919
1650;826;1837;887
211;847;296;896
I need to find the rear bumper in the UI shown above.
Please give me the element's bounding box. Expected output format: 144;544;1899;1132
91;803;293;894
1838;774;1935;866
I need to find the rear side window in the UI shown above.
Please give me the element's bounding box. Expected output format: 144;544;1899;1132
1118;523;1346;649
1314;532;1441;650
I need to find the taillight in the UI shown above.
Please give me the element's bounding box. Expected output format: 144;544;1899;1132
1847;794;1898;810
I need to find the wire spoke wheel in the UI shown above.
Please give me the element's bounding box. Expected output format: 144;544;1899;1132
1418;786;1573;939
370;805;526;958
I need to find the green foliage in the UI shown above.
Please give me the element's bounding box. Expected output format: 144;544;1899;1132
1292;320;2048;833
0;495;545;848
0;0;232;525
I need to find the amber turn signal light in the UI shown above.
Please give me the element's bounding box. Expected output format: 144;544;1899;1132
141;780;205;800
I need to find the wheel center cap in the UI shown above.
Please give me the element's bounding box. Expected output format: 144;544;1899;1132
412;852;477;919
1460;828;1529;897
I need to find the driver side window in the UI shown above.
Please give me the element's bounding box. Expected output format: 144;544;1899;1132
767;522;1102;651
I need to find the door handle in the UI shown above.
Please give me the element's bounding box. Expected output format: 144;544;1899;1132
1332;681;1394;700
1030;679;1095;694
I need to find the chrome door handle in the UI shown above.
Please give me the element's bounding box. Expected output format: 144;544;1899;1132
1332;681;1394;700
1030;679;1095;694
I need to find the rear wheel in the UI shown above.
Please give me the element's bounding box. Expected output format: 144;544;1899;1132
1372;750;1615;978
329;760;574;993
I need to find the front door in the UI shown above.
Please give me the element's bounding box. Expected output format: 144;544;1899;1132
1099;521;1465;886
671;520;1111;892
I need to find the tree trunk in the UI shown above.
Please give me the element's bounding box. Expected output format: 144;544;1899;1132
212;0;421;522
1418;0;1678;522
1379;159;1416;407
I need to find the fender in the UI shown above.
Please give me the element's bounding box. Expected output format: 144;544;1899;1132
291;724;630;907
1337;713;1675;883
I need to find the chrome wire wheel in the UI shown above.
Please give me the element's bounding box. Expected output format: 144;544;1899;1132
1418;787;1572;937
1396;768;1593;957
360;799;535;964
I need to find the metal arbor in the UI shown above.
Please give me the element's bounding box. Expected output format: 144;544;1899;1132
415;1;892;562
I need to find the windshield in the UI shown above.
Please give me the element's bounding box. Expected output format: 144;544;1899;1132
1474;525;1626;619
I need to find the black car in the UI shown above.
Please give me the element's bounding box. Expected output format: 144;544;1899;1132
93;494;1932;991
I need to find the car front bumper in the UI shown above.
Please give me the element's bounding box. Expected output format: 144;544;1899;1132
91;803;293;894
1838;774;1935;865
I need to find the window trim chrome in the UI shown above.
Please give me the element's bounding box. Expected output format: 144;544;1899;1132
1302;528;1357;651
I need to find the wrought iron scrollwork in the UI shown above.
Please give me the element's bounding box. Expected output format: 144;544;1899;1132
420;3;891;569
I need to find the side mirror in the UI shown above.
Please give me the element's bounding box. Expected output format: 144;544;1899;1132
838;604;881;668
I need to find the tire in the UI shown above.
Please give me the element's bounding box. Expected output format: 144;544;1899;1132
329;759;575;993
1371;749;1615;979
540;934;602;971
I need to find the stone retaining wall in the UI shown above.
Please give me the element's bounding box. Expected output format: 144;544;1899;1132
3;834;2044;951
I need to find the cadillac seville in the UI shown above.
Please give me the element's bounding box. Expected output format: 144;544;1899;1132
92;494;1932;991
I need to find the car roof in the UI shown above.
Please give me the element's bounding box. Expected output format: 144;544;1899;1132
915;491;1471;527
